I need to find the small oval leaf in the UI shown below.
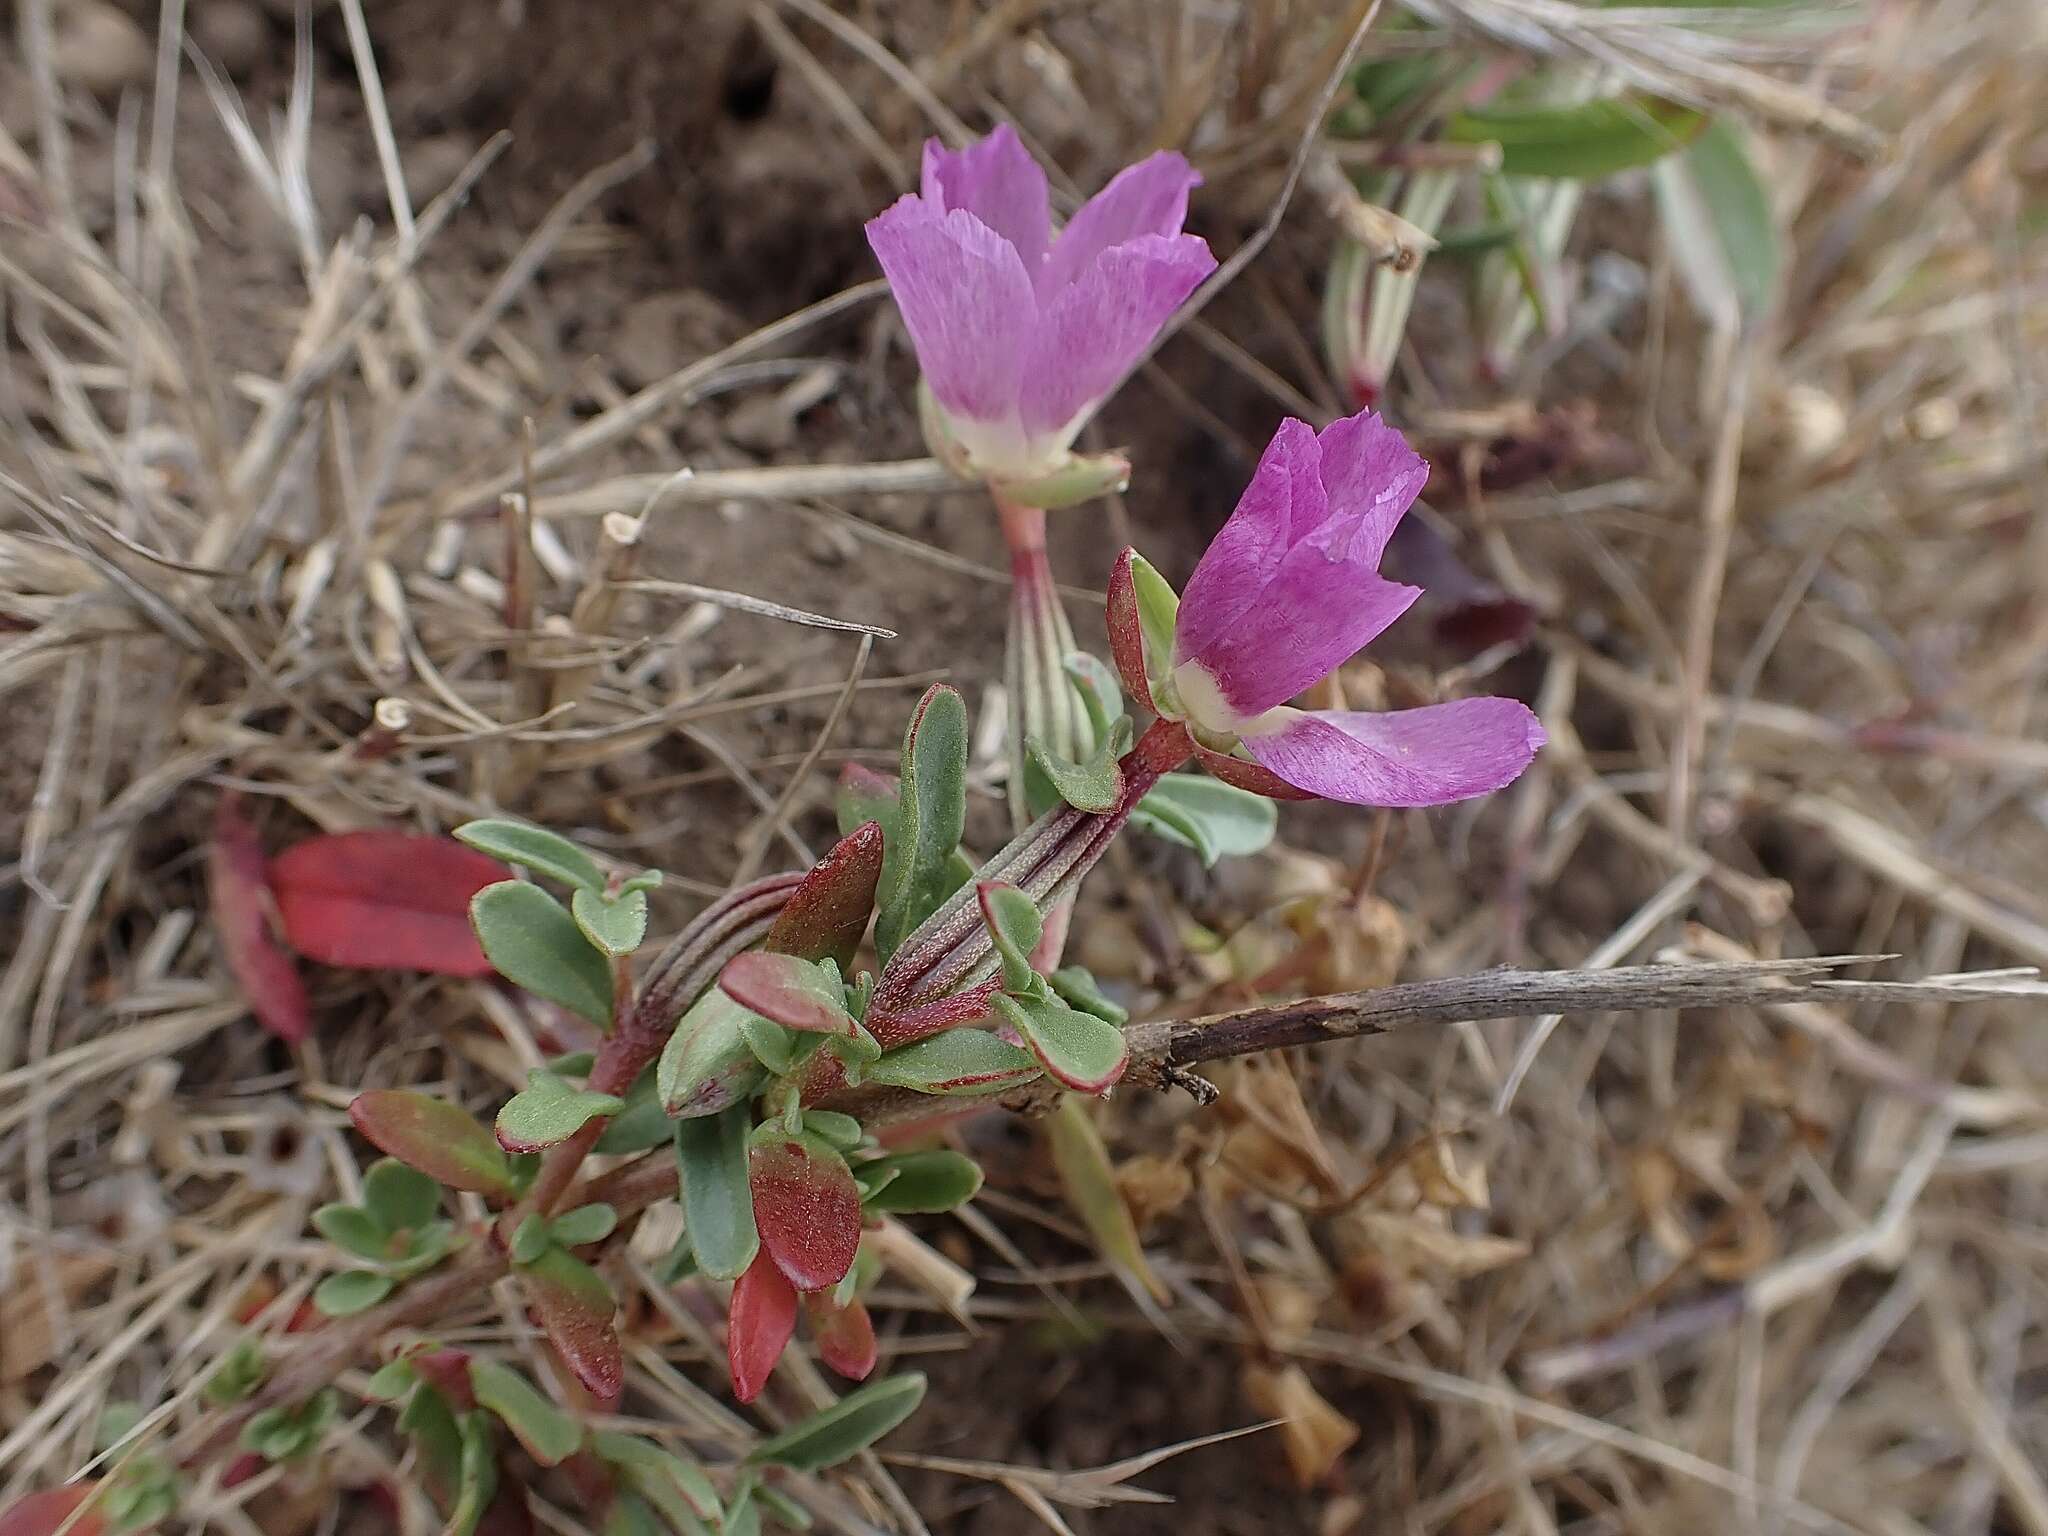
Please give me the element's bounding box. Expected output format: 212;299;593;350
517;1247;622;1402
750;1139;862;1292
468;1357;584;1467
874;686;970;963
866;1029;1041;1096
350;1091;518;1199
363;1158;442;1232
659;992;768;1118
719;952;855;1037
495;1070;624;1154
855;1149;983;1214
271;832;508;975
470;882;615;1027
0;1484;105;1536
746;1374;927;1473
676;1107;759;1282
314;1269;396;1316
992;991;1129;1094
765;820;884;967
570;886;648;959
804;1292;878;1384
311;1203;389;1261
455;820;605;892
976;883;1043;994
727;1250;798;1404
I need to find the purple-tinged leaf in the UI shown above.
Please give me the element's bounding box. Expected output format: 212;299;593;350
992;991;1129;1093
750;1139;862;1293
728;1250;798;1404
517;1247;622;1403
349;1091;519;1200
209;792;310;1043
804;1292;878;1384
1104;549;1153;708
835;764;900;838
719;953;856;1038
763;821;884;967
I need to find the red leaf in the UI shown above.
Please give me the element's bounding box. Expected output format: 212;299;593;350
220;1454;265;1491
804;1292;878;1383
750;1139;862;1293
763;820;884;967
349;1091;518;1199
1105;549;1153;709
209;793;310;1043
476;1483;535;1536
270;832;508;976
719;952;858;1037
727;1250;797;1404
1192;741;1316;801
520;1248;623;1402
0;1485;104;1536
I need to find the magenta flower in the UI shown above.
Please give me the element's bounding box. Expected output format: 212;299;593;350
1110;411;1545;807
865;125;1216;481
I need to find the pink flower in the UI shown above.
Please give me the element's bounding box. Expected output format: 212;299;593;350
1111;412;1545;807
865;125;1216;481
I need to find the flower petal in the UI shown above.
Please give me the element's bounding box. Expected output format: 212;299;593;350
1180;561;1421;723
1041;150;1202;296
1017;233;1214;437
866;196;1036;424
920;125;1052;277
1241;699;1546;807
1310;411;1428;569
1172;418;1325;672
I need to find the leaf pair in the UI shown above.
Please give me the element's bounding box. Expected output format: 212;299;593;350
311;1159;457;1316
977;883;1129;1093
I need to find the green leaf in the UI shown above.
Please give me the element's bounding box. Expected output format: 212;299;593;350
659;990;768;1119
445;1410;498;1536
349;1091;520;1200
993;991;1129;1093
977;883;1043;994
856;1149;983;1214
1047;1096;1168;1305
739;1013;802;1076
364;1359;417;1401
496;1068;624;1154
312;1202;390;1262
470;881;616;1027
456;819;605;891
866;1029;1042;1096
1132;774;1278;866
676;1107;759;1281
1446;94;1706;178
519;1246;623;1400
1048;965;1128;1026
469;1357;584;1466
593;1066;672;1155
747;1374;928;1472
314;1269;395;1316
398;1382;465;1502
362;1158;441;1233
617;869;664;897
1124;553;1180;705
1024;713;1131;814
1064;653;1126;741
391;1220;457;1277
801;1110;865;1152
753;1484;814;1532
874;686;970;963
592;1432;723;1530
549;1202;618;1248
1655;117;1781;325
572;885;650;958
724;1479;762;1536
510;1215;553;1265
203;1339;267;1405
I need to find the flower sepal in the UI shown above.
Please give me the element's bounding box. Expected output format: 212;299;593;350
990;450;1132;510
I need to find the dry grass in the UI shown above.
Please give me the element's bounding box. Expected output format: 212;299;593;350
2;0;2046;1532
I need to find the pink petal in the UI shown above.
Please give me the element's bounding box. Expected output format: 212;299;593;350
920;125;1052;276
1040;150;1202;297
1017;233;1214;436
1241;699;1546;808
1310;411;1429;570
1184;561;1420;722
866;196;1036;424
1172;419;1326;673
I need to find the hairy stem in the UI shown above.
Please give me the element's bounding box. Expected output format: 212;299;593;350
997;496;1089;831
